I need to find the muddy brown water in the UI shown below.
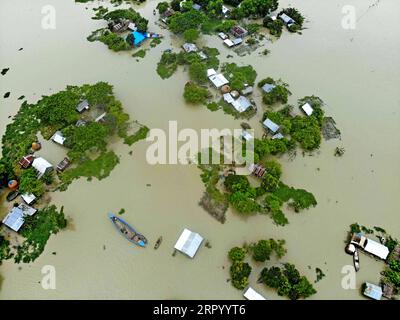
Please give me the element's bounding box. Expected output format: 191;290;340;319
0;0;399;299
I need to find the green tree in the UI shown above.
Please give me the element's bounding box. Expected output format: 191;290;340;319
168;10;204;33
251;240;273;262
63;122;109;160
157;1;170;14
228;247;246;262
19;167;45;197
183;82;209;104
224;174;250;193
183;28;200;42
230;261;252;289
188;62;208;84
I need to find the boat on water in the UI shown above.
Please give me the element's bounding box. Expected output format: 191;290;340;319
6;190;19;202
108;213;147;247
353;249;360;272
154;236;162;250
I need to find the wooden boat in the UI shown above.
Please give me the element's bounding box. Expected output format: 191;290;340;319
353;249;360;272
154;236;163;250
108;213;147;247
6;190;19;202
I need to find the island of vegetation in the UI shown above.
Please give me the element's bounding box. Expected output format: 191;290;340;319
227;239;316;299
87;7;162;57
0;82;148;284
347;224;400;300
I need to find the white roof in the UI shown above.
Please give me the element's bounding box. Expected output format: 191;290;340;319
280;13;295;25
32;157;53;175
128;23;137;31
207;68;217;77
21;193;36;205
223;39;234;47
222;6;230;15
263;118;280;133
301;103;314;116
241;130;253;141
261;83;276;93
209;73;229;88
51;131;66;145
243;287;266;300
363;282;382;300
231;96;252;113
223;93;234;104
364;238;389;260
272;133;284;140
174;228;204;258
198;51;208;60
218;32;228;40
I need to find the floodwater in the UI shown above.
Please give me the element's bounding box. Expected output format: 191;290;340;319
0;0;399;299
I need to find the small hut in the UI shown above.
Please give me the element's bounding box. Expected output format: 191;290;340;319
32;142;41;151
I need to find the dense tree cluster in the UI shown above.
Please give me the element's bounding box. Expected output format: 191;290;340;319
222;63;257;91
183;82;210;104
260;263;316;300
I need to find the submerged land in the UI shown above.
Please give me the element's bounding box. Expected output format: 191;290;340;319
0;0;399;299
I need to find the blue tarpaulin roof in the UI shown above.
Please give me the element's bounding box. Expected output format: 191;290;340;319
132;31;146;46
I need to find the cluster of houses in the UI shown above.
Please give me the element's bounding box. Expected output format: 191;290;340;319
1;99;91;233
262;101;315;139
108;18;162;47
218;25;248;49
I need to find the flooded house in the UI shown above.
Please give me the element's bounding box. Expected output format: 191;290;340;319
243;287;266;300
76;100;90;113
182;43;198;53
160;8;175;24
18;155;34;169
2;203;38;232
57;157;71;173
32;157;53;178
301;103;314;116
261;83;276;93
174;228;204;258
363;282;383;300
218;32;228;40
350;233;390;260
279;13;295;27
21;193;36;205
231;96;253;113
263;118;280;134
231;25;248;38
51;131;66;146
108;20;129;33
207;69;229;89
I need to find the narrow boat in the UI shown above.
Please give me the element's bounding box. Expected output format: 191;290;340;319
154;236;163;250
108;213;147;247
353;249;360;272
6;190;19;202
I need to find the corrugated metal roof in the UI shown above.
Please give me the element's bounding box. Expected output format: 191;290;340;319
2;207;25;232
363;282;382;300
243;287;266;300
174;228;203;258
301;103;314;116
263;118;280;133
